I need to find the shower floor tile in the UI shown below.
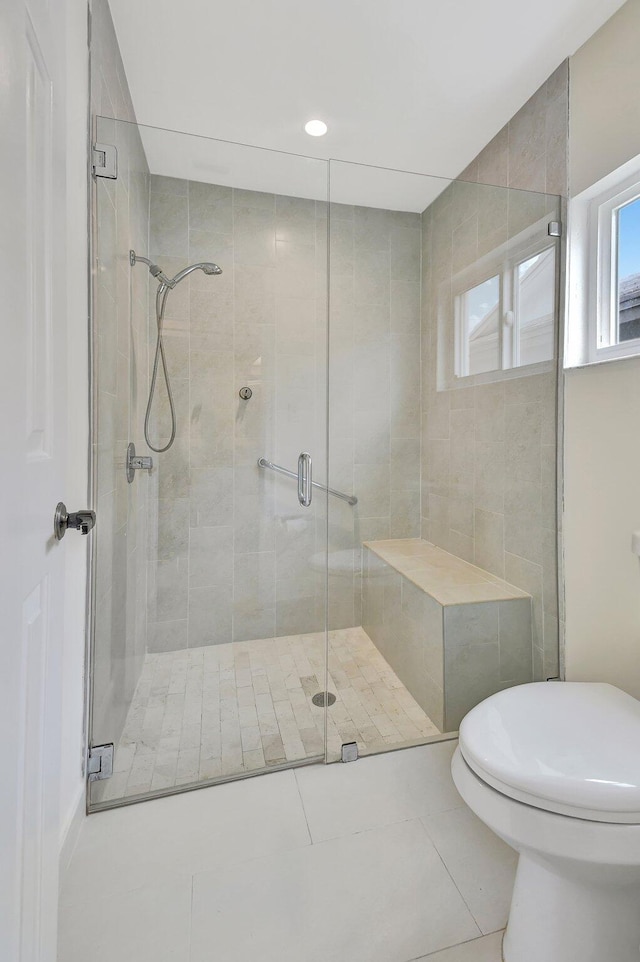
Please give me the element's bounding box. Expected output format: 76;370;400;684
94;626;440;803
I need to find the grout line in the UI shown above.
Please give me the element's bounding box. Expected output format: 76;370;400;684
292;768;314;847
404;930;505;962
417;816;484;938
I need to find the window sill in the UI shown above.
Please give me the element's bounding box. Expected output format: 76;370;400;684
564;350;640;372
441;357;556;391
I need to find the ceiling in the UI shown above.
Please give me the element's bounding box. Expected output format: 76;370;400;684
108;0;625;210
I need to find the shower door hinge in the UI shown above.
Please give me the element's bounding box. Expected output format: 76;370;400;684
92;143;118;180
548;220;562;237
341;742;359;763
87;744;114;782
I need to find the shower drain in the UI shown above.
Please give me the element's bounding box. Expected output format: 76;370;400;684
312;691;336;707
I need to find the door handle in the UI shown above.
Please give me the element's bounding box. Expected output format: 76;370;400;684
297;452;312;507
54;502;96;541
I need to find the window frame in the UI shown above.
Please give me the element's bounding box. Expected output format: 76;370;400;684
452;218;557;382
592;179;640;359
566;152;640;368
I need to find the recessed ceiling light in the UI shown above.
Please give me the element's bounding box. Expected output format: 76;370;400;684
304;119;328;137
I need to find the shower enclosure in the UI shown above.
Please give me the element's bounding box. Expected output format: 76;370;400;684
88;117;562;809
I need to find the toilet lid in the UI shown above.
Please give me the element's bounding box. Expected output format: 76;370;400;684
459;682;640;823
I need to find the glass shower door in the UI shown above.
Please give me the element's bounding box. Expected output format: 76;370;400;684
326;158;562;756
88;120;329;808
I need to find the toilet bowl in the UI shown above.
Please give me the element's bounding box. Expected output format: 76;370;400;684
451;682;640;962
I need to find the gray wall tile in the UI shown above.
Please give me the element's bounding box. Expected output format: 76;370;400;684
420;65;567;681
147;177;339;648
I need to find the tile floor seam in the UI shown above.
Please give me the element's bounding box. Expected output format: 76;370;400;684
407;930;505;962
417;817;484;939
186;815;483;962
187;815;433;885
292;767;314;846
62;832;317;911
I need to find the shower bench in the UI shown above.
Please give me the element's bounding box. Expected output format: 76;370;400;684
362;539;532;732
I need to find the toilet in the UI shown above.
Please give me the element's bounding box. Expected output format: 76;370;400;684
451;682;640;962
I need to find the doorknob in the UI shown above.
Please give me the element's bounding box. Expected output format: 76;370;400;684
54;502;96;541
297;452;312;507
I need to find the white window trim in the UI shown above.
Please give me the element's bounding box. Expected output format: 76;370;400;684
566;151;640;368
450;216;557;382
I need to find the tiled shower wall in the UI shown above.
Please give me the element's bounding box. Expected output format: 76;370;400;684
420;63;568;681
328;205;422;629
146;177;329;649
90;1;150;745
146;180;423;649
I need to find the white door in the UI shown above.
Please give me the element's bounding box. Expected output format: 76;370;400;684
0;0;70;958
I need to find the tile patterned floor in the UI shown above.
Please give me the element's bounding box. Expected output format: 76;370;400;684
61;743;514;962
93;626;441;803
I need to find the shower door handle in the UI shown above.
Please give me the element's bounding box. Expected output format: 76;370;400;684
297;452;312;507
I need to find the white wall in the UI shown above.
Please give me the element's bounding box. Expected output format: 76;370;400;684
569;0;640;197
59;0;89;857
564;0;640;696
564;358;640;694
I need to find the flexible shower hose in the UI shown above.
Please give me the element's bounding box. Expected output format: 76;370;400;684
144;283;176;453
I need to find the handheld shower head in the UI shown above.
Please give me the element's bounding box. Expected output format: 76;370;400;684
129;250;224;454
130;251;223;287
169;262;223;285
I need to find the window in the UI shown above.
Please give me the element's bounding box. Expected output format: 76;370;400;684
614;196;640;343
594;181;640;356
566;154;640;368
453;227;557;380
459;276;500;376
514;248;556;366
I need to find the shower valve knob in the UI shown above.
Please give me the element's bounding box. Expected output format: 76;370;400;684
54;502;96;541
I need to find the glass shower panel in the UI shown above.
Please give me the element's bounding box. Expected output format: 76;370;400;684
327;159;561;757
89;121;329;809
89;115;150;799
